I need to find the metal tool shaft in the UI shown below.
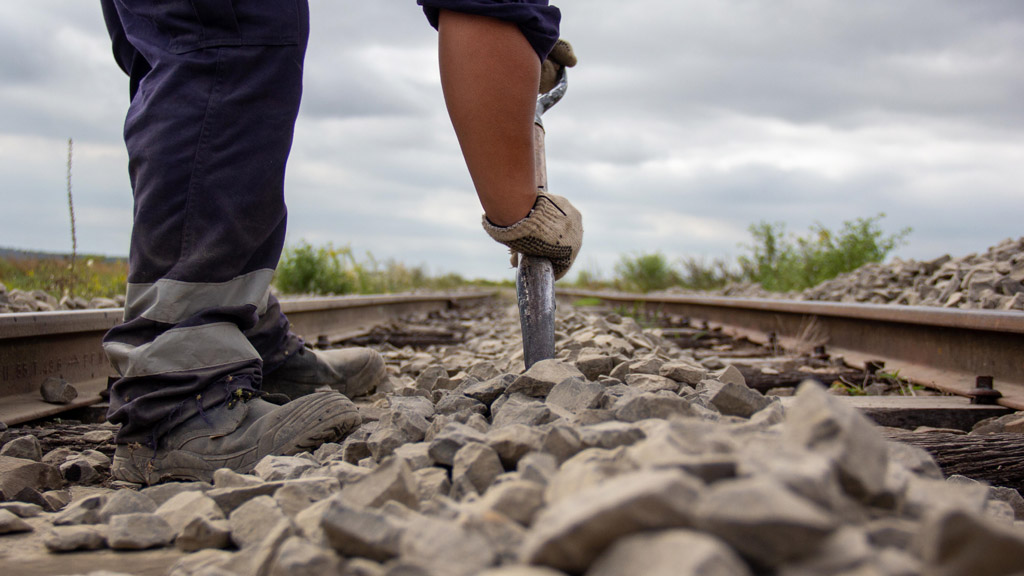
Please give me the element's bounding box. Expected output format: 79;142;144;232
516;68;568;369
517;255;556;368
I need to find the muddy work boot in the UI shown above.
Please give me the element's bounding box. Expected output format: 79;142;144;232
261;346;386;401
111;391;361;485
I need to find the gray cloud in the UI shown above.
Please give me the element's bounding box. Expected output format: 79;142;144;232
2;0;1023;282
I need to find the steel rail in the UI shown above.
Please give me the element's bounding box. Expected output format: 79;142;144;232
559;289;1024;410
0;291;496;426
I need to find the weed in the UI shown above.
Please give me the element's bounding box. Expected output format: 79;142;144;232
738;215;911;292
613;252;680;293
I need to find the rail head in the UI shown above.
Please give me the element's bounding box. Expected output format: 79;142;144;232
559;289;1024;335
0;291;498;341
0;308;124;340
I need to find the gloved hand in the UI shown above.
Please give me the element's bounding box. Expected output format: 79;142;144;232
482;193;583;280
540;39;577;94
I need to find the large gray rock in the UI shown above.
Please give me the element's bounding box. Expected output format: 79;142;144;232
471;479;545;527
0;435;43;461
545;447;637;504
546;378;606;414
176;516;231;552
340;457;419;510
517;452;559;486
660;361;708;386
492;394;559;429
60;457;101;484
700;380;772;418
274;477;340;519
382;409;432;443
414;467;452;501
229;495;288;549
235;518;296;576
166;549;237;576
782;381;890;500
576;421;646;450
391;442;434;471
486;424;544;469
613;391;696;422
575;354;615;381
899;475;989;519
42;525;107;552
463;374;514;406
990;486;1024;520
505;360;587;398
920;508;1024;576
695;476;839;568
99;488;157;523
523;469;703;573
321;496;401;557
0;501;43;518
366;426;410;462
428;422;487;466
208;482;282;514
452;442;504;496
155;490;225;534
53;493;109;526
0;508;32;534
775;526;875;576
623;373;680;393
141;481;210;506
40;376;78;404
254;455;319;481
268;535;342;576
540;423;583;464
587;529;752;576
415;365;451;391
0;455;63;500
107;513;175;550
399;516;498;576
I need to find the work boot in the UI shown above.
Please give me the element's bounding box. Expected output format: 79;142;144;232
111;391;361;485
261;346;386;401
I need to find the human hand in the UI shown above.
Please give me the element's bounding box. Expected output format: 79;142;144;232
482;193;583;280
540;39;577;94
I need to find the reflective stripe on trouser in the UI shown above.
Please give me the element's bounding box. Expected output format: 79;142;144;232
100;0;309;445
418;0;561;61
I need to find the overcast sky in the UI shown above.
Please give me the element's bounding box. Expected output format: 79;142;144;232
2;1;1022;282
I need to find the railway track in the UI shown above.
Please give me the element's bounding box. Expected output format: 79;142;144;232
559;288;1024;409
0;291;494;426
2;288;1024;575
1;288;1022;426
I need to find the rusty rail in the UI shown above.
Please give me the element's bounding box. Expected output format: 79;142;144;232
0;291;496;426
559;289;1024;410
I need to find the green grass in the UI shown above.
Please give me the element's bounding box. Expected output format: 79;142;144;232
570;214;910;294
0;254;127;300
738;215;910;292
273;240;508;296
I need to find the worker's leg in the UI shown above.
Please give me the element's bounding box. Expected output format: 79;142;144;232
419;0;561;226
100;0;309;445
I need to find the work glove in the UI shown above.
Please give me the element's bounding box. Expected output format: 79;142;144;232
540;39;577;94
482;193;583;280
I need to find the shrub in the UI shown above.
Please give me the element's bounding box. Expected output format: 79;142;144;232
738;214;910;292
613;252;681;293
274;241;358;295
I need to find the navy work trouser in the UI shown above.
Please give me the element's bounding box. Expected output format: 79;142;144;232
101;0;560;446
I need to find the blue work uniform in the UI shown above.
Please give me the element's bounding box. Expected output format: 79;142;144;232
99;0;561;445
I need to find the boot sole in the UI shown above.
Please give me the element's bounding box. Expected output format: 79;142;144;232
111;392;361;485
